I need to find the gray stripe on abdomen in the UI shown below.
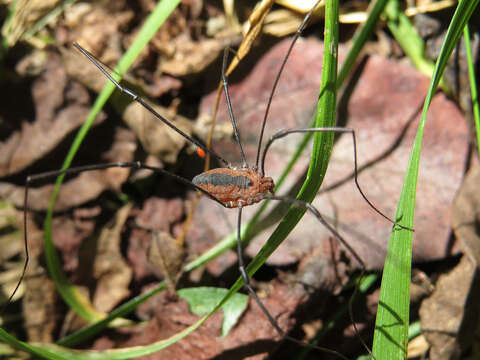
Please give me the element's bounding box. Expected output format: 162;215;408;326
193;173;252;190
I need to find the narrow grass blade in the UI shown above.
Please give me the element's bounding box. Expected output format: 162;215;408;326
0;311;207;360
23;0;77;43
337;0;389;86
464;24;480;159
42;0;180;321
372;1;479;358
0;328;78;360
384;0;449;94
56;282;167;347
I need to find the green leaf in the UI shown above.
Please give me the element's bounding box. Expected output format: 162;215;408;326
464;24;480;159
372;0;480;358
178;287;248;337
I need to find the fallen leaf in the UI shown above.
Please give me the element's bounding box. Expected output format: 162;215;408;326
0;51;96;177
93;204;133;313
22;266;58;343
407;334;429;358
190;37;468;280
452;165;480;266
418;164;480;359
148;231;186;286
4;0;61;47
419;255;480;359
128;197;184;282
161;36;225;77
123;102;193;164
0;127;136;211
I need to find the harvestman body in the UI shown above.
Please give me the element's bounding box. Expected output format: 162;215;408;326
192;168;274;208
6;3;413;360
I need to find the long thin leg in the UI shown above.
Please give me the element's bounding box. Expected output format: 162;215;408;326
261;127;414;231
221;48;247;168
2;161;228;314
235;205;350;360
266;195;375;359
255;0;323;169
72;43;230;167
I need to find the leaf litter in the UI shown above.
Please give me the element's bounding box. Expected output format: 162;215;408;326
0;1;476;359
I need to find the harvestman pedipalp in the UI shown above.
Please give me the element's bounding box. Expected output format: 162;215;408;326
6;3;413;359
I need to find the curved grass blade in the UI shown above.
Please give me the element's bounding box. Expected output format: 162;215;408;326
0;0;357;358
56;282;167;347
372;1;480;358
0;328;79;360
0;311;206;360
145;1;340;356
42;0;180;321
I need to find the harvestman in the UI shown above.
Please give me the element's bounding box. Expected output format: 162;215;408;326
8;5;411;359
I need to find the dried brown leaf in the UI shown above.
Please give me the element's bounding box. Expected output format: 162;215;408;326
191;37;468;277
161;37;225;77
452;165;480;266
128;198;184;282
123;102;192;164
4;0;61;47
23;268;57;342
148;231;186;286
419;255;480;359
93;204;132;313
0;52;95;177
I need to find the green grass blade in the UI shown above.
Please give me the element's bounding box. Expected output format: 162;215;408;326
464;24;480;159
43;0;180;321
337;0;389;86
0;328;81;360
384;0;449;94
244;0;338;275
372;1;479;358
197;0;340;336
169;1;341;355
0;311;206;360
56;282;167;347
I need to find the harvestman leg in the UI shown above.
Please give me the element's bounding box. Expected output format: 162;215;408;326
72;43;230;169
3;161;228;314
67;4;410;354
236;205;351;360
261;127;413;231
234;127;412;359
13;163;355;359
68;49;409;360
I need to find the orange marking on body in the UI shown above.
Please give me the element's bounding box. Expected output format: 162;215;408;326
197;148;206;158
